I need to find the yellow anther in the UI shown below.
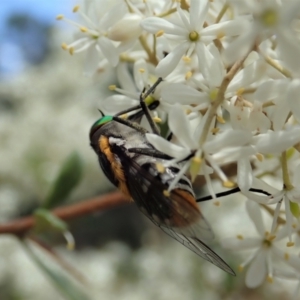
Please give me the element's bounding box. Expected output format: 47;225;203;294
80;26;88;32
182;56;191;63
238;265;244;272
223;180;235;188
153;116;162;123
190;156;202;182
216;115;225;124
185;71;193;80
61;43;68;50
73;5;80;13
236;235;244;240
286;241;295;247
256;153;264;161
284;252;290;260
267;275;273;284
236;87;245;96
108;85;117;91
69;47;74;55
163;190;170;197
213;201;220;206
156;163;165;173
156;30;164;37
211;127;220;134
268;235;276;241
56;14;64;20
139;68;145;73
119;113;128;119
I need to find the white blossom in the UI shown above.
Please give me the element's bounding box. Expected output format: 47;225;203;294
222;201;292;288
58;0;300;294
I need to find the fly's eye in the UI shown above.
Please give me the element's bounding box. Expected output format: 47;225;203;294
89;116;113;140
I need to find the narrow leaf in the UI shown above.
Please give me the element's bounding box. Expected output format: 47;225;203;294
44;152;83;208
23;241;91;300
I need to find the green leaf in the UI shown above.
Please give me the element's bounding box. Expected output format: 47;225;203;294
34;209;68;233
290;201;300;218
44;152;83;209
23;241;91;300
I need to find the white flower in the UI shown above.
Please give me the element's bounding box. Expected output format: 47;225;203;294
222;201;290;288
146;104;252;196
141;0;247;77
224;0;300;73
101;59;171;124
57;2;141;72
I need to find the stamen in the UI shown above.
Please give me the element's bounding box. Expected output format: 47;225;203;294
256;153;264;161
182;56;191;63
185;71;193;80
270;201;282;235
61;43;68;50
72;5;80;13
156;30;164;37
163;190;170;197
153;116;162;123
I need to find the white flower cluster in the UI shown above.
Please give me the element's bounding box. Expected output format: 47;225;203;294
59;0;300;295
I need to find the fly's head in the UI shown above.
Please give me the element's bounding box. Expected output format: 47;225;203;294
89;115;113;151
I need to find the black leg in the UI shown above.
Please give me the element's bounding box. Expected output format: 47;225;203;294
139;77;163;135
128;147;173;159
196;187;271;202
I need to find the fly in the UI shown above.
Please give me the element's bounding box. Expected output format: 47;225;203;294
89;79;236;275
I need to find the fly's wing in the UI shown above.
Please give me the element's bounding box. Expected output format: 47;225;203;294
157;222;235;275
119;155;235;275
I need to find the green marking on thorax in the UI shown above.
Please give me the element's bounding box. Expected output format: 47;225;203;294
91;116;113;130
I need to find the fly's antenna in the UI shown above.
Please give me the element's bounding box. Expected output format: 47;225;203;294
98;109;105;117
114;104;142;117
196;187;271;203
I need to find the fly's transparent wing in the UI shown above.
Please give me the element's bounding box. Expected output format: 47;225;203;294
118;152;235;275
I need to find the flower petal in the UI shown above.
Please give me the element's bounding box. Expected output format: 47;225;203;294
237;158;253;193
140;17;186;36
246;200;265;236
190;0;209;31
204;130;252;153
287;79;300;123
156;42;190;77
169;104;197;149
161;83;207;105
254;127;300;154
146;133;190;158
245;250;267;288
222;237;261;250
98;36;118;67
